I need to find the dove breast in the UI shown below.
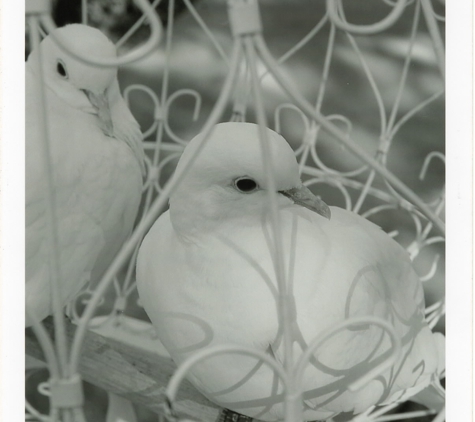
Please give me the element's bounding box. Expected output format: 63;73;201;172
137;204;440;421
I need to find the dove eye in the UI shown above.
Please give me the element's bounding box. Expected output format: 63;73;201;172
56;60;68;79
234;177;259;193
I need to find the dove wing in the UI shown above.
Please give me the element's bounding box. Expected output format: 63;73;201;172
270;207;442;414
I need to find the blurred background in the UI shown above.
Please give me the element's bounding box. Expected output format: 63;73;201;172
25;1;445;421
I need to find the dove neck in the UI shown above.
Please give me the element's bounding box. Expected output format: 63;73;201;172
169;189;266;241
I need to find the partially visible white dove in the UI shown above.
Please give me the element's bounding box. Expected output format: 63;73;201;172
137;123;444;421
26;24;145;327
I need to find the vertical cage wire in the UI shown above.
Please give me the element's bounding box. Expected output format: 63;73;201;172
25;0;445;421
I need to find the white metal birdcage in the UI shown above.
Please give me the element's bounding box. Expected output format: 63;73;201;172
25;0;445;421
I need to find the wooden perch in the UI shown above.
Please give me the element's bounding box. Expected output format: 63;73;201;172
25;316;221;421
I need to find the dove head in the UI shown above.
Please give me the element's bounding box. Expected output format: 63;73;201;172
169;122;330;238
27;24;118;135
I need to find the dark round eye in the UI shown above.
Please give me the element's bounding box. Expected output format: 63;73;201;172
56;60;68;78
234;177;259;193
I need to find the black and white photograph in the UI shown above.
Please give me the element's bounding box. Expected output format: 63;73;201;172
0;0;472;421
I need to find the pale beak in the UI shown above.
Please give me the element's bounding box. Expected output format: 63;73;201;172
280;185;331;220
83;90;114;137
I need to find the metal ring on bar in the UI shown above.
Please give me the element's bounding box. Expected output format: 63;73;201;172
39;0;163;68
229;0;262;37
326;0;408;34
50;374;84;408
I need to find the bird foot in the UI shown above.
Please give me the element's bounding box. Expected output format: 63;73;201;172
218;408;254;422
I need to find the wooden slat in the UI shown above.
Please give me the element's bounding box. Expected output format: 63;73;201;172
25;317;221;421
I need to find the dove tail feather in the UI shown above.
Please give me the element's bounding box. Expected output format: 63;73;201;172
409;332;445;412
409;380;445;412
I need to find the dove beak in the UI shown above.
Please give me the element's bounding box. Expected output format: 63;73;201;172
83;90;114;137
280;185;331;220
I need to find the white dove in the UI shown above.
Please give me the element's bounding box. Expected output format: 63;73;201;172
137;123;444;421
26;24;145;327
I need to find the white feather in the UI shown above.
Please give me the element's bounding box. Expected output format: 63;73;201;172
137;123;444;421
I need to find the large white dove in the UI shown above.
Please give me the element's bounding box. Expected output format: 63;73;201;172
137;123;444;421
26;24;145;327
